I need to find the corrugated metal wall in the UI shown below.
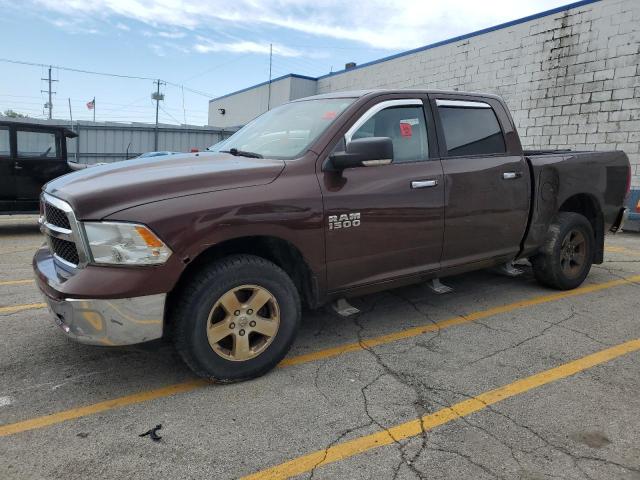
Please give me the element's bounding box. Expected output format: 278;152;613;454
0;117;235;164
65;121;235;164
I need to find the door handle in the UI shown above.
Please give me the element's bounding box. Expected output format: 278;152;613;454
502;171;522;180
411;179;438;189
13;162;23;170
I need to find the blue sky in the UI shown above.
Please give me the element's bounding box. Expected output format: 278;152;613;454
0;0;571;125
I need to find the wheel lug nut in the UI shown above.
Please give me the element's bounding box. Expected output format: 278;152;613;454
249;321;256;327
239;329;245;336
229;322;235;329
247;309;253;315
234;310;240;316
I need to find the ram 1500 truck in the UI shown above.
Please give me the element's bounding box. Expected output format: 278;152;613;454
34;90;630;382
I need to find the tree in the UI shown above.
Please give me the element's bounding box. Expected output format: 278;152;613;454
3;109;29;118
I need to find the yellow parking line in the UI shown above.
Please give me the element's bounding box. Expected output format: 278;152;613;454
0;279;34;286
0;273;639;437
242;338;640;480
0;303;46;315
281;274;640;367
0;380;209;437
605;246;640;257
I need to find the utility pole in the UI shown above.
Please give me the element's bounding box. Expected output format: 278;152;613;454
151;79;165;151
267;43;273;111
68;98;73;123
41;66;57;119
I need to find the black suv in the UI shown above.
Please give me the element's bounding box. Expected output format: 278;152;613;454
0;120;77;213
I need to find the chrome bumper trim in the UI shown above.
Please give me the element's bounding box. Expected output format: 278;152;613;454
42;294;166;346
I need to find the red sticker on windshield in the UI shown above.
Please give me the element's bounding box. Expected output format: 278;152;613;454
399;122;412;137
322;111;337;120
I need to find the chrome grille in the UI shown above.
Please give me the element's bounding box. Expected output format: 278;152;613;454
45;203;71;230
40;193;87;268
50;237;80;266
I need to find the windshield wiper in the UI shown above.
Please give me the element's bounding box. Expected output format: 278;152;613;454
221;148;263;159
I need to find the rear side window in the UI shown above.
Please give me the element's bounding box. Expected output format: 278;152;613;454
437;101;506;156
0;128;9;156
16;130;58;158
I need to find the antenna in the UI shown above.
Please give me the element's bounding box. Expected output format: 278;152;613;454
267;43;273;111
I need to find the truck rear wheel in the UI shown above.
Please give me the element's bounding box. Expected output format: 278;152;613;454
532;212;594;290
171;255;301;382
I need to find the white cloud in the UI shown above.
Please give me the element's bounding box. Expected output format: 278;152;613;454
194;39;303;57
32;0;570;50
149;44;166;56
158;31;186;39
50;18;100;35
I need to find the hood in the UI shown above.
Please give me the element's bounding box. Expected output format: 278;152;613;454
45;152;285;219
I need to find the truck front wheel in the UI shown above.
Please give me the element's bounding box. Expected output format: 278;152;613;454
171;255;301;382
532;212;594;290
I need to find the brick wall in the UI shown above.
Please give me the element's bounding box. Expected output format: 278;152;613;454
317;0;640;186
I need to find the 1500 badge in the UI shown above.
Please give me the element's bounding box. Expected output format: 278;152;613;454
328;213;361;230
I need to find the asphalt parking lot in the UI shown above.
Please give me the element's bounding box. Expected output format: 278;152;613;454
1;215;640;480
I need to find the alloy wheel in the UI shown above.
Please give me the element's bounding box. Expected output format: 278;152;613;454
206;284;280;361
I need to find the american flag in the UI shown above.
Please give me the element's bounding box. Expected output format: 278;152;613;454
86;98;95;110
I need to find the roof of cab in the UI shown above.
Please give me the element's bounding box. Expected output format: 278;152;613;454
0;119;78;138
292;89;503;102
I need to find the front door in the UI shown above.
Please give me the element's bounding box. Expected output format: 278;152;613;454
13;128;66;206
431;96;530;267
319;97;445;291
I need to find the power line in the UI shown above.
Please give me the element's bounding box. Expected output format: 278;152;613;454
0;57;156;81
0;57;217;98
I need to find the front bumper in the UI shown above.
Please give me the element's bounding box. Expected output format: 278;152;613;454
34;246;166;346
42;294;165;346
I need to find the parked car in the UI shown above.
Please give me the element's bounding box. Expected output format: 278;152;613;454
0;120;78;213
623;188;640;232
34;90;630;382
135;151;180;159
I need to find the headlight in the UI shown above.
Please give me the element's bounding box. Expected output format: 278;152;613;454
83;222;172;265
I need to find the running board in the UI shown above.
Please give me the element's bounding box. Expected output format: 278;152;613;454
331;298;361;317
492;262;524;277
428;278;453;294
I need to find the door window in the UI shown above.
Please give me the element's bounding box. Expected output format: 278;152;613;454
351;105;429;163
0;128;9;156
16;130;58;158
437;101;506;156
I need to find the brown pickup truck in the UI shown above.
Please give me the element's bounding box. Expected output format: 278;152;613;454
34;90;630;382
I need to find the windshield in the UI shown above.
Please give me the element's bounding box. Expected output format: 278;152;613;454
210;98;355;158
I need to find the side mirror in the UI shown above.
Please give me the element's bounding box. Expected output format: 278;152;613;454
329;137;393;171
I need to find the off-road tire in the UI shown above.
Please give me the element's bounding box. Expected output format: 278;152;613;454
532;212;594;290
171;255;301;382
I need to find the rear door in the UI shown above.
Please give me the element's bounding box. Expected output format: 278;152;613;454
430;95;530;267
13;128;66;202
319;95;445;291
0;126;13;202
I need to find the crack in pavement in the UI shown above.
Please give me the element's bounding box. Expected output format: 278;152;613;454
462;307;581;368
305;282;640;479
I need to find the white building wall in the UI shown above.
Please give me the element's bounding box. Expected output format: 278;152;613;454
208;76;319;129
208;77;293;129
317;0;640;185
